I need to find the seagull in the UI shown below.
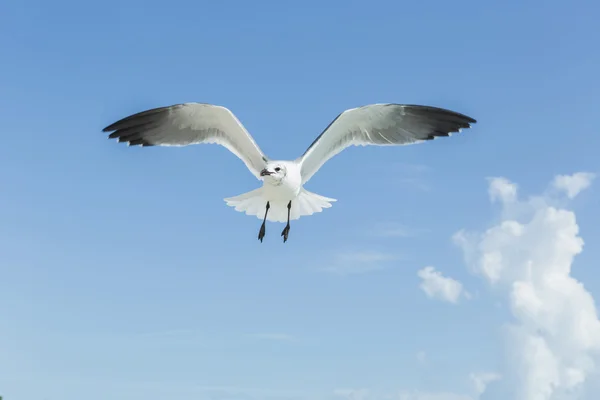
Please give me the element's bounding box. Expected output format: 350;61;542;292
102;103;476;242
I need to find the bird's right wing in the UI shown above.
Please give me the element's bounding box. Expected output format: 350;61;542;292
297;104;477;184
102;103;269;179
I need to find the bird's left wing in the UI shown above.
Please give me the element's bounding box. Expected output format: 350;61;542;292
297;103;477;184
102;103;268;179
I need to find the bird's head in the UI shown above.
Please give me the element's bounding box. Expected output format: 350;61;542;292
260;162;287;184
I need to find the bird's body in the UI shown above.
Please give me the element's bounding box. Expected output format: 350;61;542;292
102;102;477;242
224;159;335;225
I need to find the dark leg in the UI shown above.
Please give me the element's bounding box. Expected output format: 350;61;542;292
281;201;292;243
258;201;270;242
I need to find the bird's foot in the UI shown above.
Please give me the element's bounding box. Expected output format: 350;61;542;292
281;224;290;243
258;222;266;242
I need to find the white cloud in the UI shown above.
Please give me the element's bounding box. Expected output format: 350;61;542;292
322;251;396;275
488;177;518;203
417;266;465;304
552;172;596;199
488;177;517;203
455;173;600;400
469;372;501;396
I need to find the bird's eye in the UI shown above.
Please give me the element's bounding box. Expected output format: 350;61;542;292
275;167;281;172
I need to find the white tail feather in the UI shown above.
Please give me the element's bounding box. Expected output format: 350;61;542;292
224;188;336;223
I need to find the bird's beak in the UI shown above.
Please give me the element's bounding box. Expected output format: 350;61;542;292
260;169;273;177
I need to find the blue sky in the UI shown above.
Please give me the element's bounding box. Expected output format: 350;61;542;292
1;0;599;399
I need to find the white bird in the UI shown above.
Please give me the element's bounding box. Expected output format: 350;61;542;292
102;103;476;242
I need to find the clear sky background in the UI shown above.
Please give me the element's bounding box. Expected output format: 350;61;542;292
1;1;599;399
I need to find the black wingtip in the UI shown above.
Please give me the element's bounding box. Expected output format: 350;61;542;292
465;116;477;124
102;108;167;146
399;104;477;125
102;120;125;133
102;125;156;147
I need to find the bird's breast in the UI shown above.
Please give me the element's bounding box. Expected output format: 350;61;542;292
262;178;301;202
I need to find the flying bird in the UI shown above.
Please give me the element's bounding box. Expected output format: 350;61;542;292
102;103;476;242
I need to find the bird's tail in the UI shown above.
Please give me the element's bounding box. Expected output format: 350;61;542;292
291;188;337;221
224;188;336;223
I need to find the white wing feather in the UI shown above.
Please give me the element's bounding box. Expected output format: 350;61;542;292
103;103;268;179
297;103;477;184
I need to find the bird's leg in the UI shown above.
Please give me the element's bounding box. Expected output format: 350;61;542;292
258;201;270;242
281;201;292;243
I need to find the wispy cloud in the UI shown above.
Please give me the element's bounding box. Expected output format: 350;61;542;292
333;374;500;400
416;350;428;366
398;177;431;192
396;163;432;174
334;372;499;400
333;388;476;400
374;162;432;192
368;222;426;238
417;266;467;304
33;379;306;400
333;388;370;400
397;390;473;400
397;163;432;191
321;251;397;276
454;173;600;400
136;329;201;338
248;333;296;342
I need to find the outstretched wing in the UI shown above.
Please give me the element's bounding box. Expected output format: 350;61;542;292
102;103;269;179
297;103;477;184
